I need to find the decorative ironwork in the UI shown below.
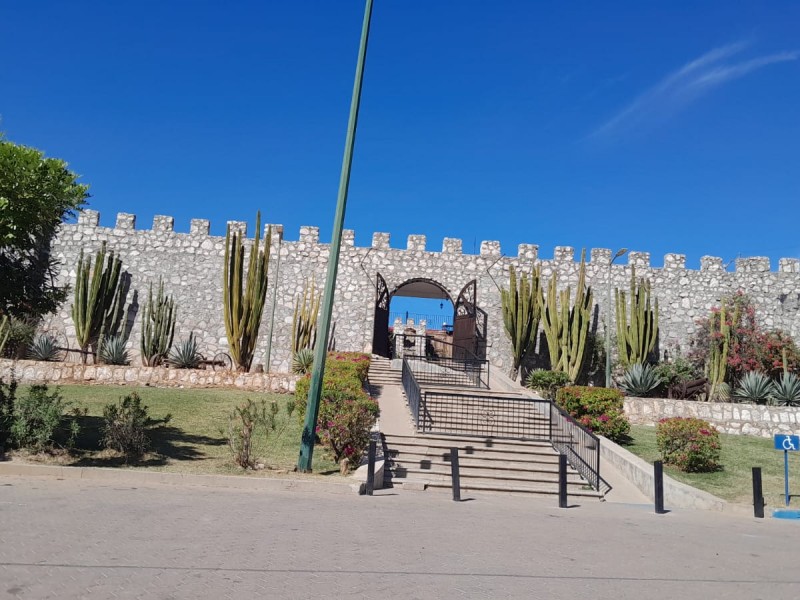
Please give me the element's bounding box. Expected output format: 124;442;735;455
454;280;478;360
372;273;391;357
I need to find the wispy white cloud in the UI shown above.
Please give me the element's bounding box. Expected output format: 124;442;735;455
590;42;798;139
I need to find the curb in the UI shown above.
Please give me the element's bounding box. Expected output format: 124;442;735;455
0;460;358;496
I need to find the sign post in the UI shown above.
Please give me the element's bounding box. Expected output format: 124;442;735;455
773;434;799;507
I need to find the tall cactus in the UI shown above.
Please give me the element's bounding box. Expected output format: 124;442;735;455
71;242;126;363
539;249;593;382
706;300;740;401
291;277;321;354
140;278;177;366
614;267;659;366
223;212;271;372
501;264;542;381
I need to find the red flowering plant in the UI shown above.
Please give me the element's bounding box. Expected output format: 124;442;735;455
555;386;630;443
656;417;721;472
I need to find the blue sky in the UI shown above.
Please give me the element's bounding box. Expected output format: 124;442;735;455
2;1;799;271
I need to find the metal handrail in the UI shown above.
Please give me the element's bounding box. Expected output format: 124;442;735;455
396;334;490;389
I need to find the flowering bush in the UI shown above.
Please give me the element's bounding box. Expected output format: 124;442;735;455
656;417;721;472
555;386;630;443
295;352;377;469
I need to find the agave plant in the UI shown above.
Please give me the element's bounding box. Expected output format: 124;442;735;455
292;348;315;375
28;334;64;362
99;335;130;365
168;333;202;369
771;372;800;407
733;371;773;404
618;363;662;397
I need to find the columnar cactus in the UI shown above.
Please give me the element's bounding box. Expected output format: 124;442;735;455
291;277;321;355
614;268;659;366
140;278;177;366
71;242;125;363
223;212;271;372
0;315;8;356
539;249;593;382
501;264;542;381
706;301;739;401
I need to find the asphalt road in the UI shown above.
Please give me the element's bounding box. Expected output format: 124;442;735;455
1;476;798;599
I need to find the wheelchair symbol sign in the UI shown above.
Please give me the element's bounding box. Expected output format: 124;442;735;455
774;435;800;451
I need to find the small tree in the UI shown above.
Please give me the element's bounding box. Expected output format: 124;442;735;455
0;138;88;320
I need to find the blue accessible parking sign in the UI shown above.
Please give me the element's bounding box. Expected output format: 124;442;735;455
774;435;800;451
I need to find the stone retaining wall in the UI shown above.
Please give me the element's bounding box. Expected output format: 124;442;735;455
0;359;299;393
624;396;800;437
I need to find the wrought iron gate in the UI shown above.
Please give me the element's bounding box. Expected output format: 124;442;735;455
372;273;391;357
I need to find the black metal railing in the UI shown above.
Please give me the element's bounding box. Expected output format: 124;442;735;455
548;403;606;493
401;357;433;430
395;334;489;389
389;312;451;331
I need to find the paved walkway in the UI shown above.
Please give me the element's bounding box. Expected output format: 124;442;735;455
1;475;798;599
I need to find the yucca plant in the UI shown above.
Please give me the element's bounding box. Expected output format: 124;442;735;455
733;371;773;404
771;372;800;407
98;335;130;365
292;348;315;375
28;334;64;362
168;333;202;369
618;363;662;397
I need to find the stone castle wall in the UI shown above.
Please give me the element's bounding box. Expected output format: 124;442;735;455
41;209;800;374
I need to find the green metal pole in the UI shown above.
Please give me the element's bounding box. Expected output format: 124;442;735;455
298;0;374;472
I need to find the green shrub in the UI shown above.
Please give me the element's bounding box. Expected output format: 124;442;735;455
226;399;279;469
168;333;202;369
102;392;161;460
656;417;721;472
618;363;662;397
2;317;36;358
295;352;376;469
11;384;78;452
28;334;64;362
525;370;571;400
0;377;17;449
555;386;630;443
733;371;773;404
98;335;129;365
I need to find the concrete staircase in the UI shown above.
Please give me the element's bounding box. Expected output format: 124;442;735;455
368;355;604;499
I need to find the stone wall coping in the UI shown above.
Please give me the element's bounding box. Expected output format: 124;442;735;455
68;209;800;270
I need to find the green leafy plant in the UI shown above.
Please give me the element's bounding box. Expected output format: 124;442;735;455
226;399;279;469
102;392;159;460
539;249;593;382
0;376;18;450
654;357;701;398
71;242;126;362
501;264;543;381
618;363;662;397
733;371;773;404
27;333;64;362
524;369;570;400
615;267;658;366
656;417;721;472
11;384;78;452
140;278;177;366
98;335;129;365
292;348;315;375
291;277;321;355
556;386;630;442
222;212;271;372
168;333;202;369
2;317;36;358
770;372;800;407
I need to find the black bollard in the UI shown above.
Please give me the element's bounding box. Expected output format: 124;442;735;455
451;447;461;502
558;454;568;508
654;460;665;514
365;440;377;496
752;467;765;518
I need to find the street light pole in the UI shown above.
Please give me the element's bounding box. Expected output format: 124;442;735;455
298;0;374;472
605;248;628;388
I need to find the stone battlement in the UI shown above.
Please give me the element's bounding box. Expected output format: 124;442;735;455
74;209;799;273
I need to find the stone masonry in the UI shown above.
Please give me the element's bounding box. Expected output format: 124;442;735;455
41;209;800;374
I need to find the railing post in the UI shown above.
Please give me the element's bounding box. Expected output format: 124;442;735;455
451;447;461;502
365;439;377;496
752;467;765;519
558;454;568;508
654;460;665;514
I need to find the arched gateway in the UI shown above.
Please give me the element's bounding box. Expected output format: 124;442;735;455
371;274;486;360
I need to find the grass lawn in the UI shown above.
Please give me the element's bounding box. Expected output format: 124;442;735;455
626;425;800;506
12;384;339;477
